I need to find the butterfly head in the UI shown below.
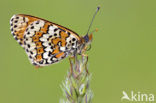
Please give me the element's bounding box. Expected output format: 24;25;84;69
83;34;93;43
77;33;93;55
80;27;99;53
83;33;93;50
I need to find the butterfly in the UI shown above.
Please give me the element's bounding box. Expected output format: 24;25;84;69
10;7;100;67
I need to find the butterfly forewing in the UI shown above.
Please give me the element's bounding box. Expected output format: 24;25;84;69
10;14;80;66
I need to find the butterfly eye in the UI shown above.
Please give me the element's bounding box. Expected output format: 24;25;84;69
84;35;89;43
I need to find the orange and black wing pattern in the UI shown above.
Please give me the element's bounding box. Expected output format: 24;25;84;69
10;14;81;66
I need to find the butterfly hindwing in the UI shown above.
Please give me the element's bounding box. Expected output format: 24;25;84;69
10;14;80;66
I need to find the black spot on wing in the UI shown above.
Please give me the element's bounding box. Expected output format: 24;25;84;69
14;20;18;23
31;26;34;29
11;28;13;31
39;60;44;64
67;32;71;35
23;17;25;22
16;17;19;19
54;33;57;36
29;55;32;59
48;52;51;56
30;51;33;54
36;21;40;24
33;62;38;66
72;38;76;41
14;25;17;28
27;44;30;48
54;28;58;32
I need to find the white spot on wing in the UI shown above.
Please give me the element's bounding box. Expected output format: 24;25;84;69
43;34;50;38
42;42;49;47
40;37;47;42
43;52;49;59
45;46;53;52
60;47;65;51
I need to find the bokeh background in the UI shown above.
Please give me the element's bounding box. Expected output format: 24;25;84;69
0;0;156;103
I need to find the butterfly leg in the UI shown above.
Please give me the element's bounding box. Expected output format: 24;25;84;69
69;56;74;76
82;54;89;74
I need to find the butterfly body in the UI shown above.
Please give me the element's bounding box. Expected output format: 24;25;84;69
10;14;92;66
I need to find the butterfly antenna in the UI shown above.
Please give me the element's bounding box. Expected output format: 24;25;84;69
86;6;100;35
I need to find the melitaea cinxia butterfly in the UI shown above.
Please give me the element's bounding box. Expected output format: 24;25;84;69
10;7;100;67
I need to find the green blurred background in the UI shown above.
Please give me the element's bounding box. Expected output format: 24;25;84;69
0;0;156;103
